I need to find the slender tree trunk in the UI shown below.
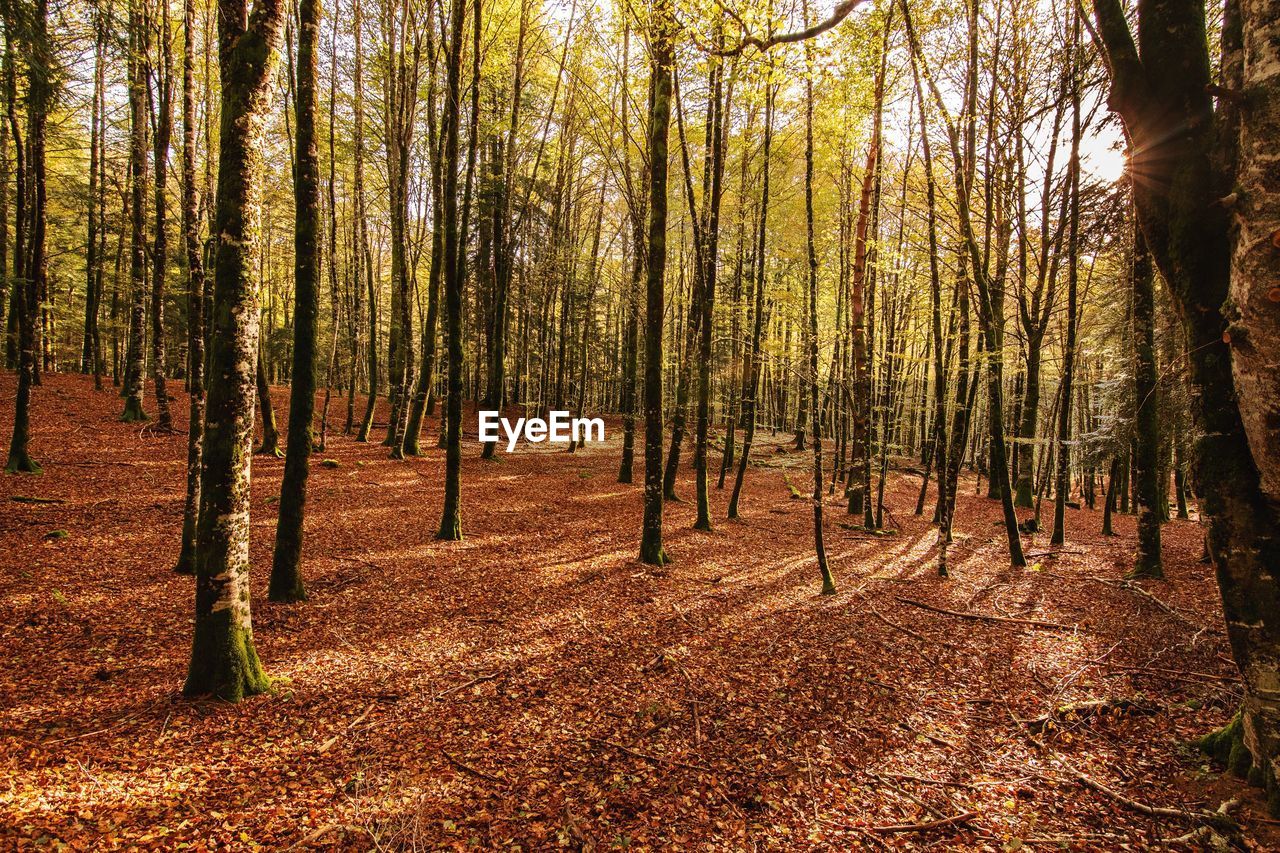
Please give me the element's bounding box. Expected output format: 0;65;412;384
617;20;641;484
150;0;175;431
175;0;208;574
317;8;340;453
728;77;773;521
354;0;378;442
255;345;282;455
436;0;468;541
121;0;150;423
83;6;104;378
802;14;835;594
270;0;322;602
4;2;40;474
639;0;673;565
1131;221;1163;577
693;47;726;530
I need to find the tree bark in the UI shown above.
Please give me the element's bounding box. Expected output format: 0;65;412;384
121;0;150;423
639;0;673;565
270;0;322;602
150;0;175;431
184;0;285;701
175;0;208;574
1093;0;1280;806
436;0;468;541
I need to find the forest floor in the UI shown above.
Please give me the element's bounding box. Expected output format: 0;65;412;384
0;372;1275;851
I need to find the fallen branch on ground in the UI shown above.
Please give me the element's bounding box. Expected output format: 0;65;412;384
895;597;1073;631
1026;697;1160;733
869;811;978;834
1064;765;1237;830
586;737;716;774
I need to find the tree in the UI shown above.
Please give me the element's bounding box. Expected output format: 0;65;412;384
82;0;106;385
639;0;673;566
1050;10;1081;546
150;0;176;432
269;0;322;602
728;72;773;521
121;0;150;424
904;0;1024;568
3;0;46;474
175;0;208;574
616;19;642;485
353;0;378;443
1130;223;1162;577
436;0;468;541
184;0;286;701
693;46;727;531
801;3;836;594
1091;0;1280;805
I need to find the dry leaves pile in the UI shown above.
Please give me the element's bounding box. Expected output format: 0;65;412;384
1;373;1275;850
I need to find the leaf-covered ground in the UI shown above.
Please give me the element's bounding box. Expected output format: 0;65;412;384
1;373;1275;850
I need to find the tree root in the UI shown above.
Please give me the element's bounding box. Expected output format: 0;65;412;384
1198;710;1280;816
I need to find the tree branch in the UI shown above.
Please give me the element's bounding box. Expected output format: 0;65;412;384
716;0;869;55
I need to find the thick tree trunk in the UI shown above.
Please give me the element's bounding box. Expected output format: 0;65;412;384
184;0;285;701
1093;0;1280;808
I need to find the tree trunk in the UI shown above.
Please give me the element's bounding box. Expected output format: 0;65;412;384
693;48;726;530
436;0;468;541
802;14;836;594
184;0;285;701
175;0;208;574
121;0;149;423
728;77;773;521
1093;0;1280;806
270;0;322;602
150;0;175;431
639;0;672;565
1131;222;1163;577
1051;16;1081;546
3;0;41;474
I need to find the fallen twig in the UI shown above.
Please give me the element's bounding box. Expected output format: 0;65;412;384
895;597;1073;631
435;671;503;700
586;737;715;774
441;748;506;783
316;702;376;754
852;590;961;650
869;810;978;834
1063;764;1237;830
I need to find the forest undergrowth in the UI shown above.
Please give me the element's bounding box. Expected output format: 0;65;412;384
1;373;1274;850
